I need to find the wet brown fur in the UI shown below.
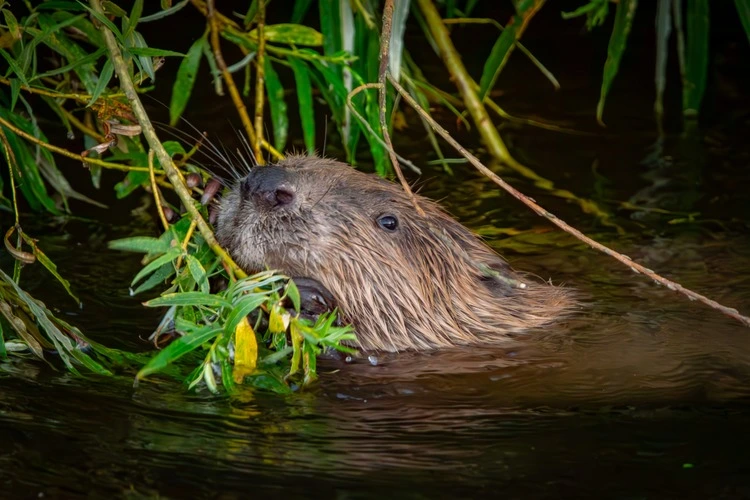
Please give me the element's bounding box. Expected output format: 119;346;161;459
216;155;575;352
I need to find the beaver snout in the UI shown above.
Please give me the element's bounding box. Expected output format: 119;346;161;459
242;167;296;209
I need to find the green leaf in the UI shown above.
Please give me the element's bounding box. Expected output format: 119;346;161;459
19;232;80;305
0;49;30;86
32;47;106;81
102;1;128;17
127;47;185;57
108;236;172;254
145;292;233;309
264;58;288;152
87;59;114;107
289;57;315;154
10;78;20;112
131;247;183;287
250;24;323;46
114;170;149;199
736;0;750;46
36;14;100;94
137;324;222;379
83;4;125;44
478;0;546;101
133;262;175;295
186;255;209;294
285;279;301;313
169;36;204;126
124;0;144;38
596;0;638;125
291;0;314;24
224;293;268;337
0;319;6;359
126;30;154;81
140;0;190;22
654;0;671;117
683;0;709;117
2;8;20;40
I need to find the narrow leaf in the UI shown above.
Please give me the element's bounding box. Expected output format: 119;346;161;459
109;236;172;254
289;58;315;154
736;0;750;46
683;0;709;117
477;0;546;101
131;246;183;287
596;0;638;125
145;292;232;309
654;0;671;118
224;293;267;336
19;233;80;305
264;58;288;152
137;325;222;379
186;255;209;294
87;59;114;107
124;0;144;38
169;36;203;126
249;24;323;46
127;47;185;57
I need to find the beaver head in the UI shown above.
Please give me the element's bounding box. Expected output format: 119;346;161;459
216;155;574;352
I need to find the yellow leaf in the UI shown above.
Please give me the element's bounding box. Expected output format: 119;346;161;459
268;303;291;334
232;316;258;384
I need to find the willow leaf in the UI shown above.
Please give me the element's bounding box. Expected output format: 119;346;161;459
683;0;709;117
596;0;638;125
478;0;546;101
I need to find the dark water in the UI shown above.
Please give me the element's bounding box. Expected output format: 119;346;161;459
3;7;750;499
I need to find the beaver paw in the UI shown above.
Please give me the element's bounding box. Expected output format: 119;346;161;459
285;277;340;324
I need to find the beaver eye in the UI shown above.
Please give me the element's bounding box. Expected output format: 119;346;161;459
377;214;399;232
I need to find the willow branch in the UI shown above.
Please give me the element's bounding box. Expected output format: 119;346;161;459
378;0;423;214
0;115;155;174
90;0;246;279
388;74;750;328
202;0;281;162
252;0;267;163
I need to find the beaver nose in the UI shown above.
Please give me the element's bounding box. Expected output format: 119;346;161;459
243;167;296;208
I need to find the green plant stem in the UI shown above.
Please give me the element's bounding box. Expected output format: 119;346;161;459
90;0;246;279
253;0;267;163
388;73;750;330
415;0;537;179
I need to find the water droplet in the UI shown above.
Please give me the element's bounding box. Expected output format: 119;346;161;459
367;355;378;366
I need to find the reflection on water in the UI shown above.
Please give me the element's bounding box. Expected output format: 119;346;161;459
3;56;750;500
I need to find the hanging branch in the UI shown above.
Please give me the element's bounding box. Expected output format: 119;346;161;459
386;73;750;328
90;0;246;279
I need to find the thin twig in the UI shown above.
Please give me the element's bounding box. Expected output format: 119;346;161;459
207;0;259;160
90;0;246;279
388;73;750;328
345;83;422;174
377;0;423;215
252;0;267;163
0;115;157;174
148;150;170;232
201;0;281;162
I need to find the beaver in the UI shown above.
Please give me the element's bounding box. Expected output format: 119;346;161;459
215;155;574;352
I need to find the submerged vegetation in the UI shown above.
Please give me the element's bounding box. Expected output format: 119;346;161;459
1;0;749;392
